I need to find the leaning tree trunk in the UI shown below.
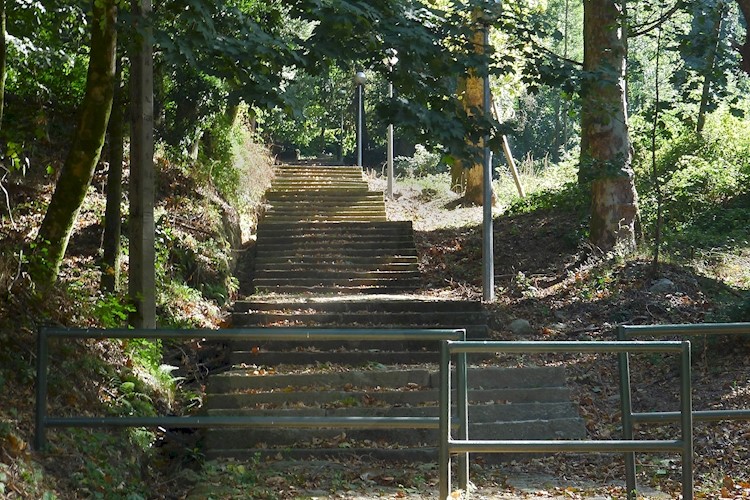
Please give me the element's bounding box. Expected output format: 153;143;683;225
0;0;6;132
451;9;493;205
31;0;118;286
580;0;638;253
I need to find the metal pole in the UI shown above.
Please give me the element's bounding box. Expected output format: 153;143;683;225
387;81;394;199
34;328;48;451
457;332;469;492
680;341;694;500
481;23;494;303
617;326;637;499
357;83;363;167
439;341;452;500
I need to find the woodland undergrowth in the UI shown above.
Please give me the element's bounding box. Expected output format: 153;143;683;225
1;127;750;498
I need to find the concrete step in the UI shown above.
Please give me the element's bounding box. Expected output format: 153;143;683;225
231;298;483;314
256;248;418;258
262;216;388;222
253;271;420;280
252;263;418;273
227;329;489;351
232;311;486;326
205;387;576;409
257;232;415;242
207;402;580;422
256;242;416;253
228;349;443;366
252;259;419;270
256;231;413;241
270;183;368;189
253;285;420;294
208;366;567;393
266;194;381;201
257;229;414;238
204;418;586;449
266;196;377;204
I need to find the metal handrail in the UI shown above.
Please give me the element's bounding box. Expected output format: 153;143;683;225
439;340;693;500
618;322;750;499
35;326;469;487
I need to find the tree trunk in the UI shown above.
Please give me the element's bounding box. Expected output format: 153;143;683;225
452;9;493;205
580;0;638;253
0;0;6;133
31;0;118;285
101;58;125;293
697;4;725;134
737;0;750;75
129;0;156;328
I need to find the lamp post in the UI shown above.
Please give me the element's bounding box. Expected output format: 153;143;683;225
385;49;398;199
481;11;494;303
354;71;367;167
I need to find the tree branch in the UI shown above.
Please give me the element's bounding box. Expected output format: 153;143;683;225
630;2;682;38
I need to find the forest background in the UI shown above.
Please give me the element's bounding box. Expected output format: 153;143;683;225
1;0;750;497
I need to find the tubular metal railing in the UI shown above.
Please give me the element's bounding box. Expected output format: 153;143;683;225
439;340;693;500
618;322;750;499
35;326;470;491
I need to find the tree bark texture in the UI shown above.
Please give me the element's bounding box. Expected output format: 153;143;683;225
580;0;638;253
129;0;156;329
735;0;750;75
451;9;487;205
32;1;118;285
101;59;125;293
0;0;6;132
696;5;724;134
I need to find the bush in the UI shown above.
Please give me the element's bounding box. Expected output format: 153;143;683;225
663;156;738;219
394;144;446;177
634;107;750;251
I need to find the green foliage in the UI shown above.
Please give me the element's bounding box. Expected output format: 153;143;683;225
4;1;89;107
634;107;750;251
93;294;135;328
394;144;446;177
64;429;153;499
663;156;737;217
505;180;589;215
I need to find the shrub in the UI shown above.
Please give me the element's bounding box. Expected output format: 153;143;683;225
394;144;446;177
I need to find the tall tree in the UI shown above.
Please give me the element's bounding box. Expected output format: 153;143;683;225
580;0;639;253
101;59;125;293
737;0;750;74
0;0;6;133
451;7;492;205
696;1;726;134
31;0;118;285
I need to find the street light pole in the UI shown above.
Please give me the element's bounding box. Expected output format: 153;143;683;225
387;81;394;199
385;49;398;200
354;71;367;167
481;15;495;303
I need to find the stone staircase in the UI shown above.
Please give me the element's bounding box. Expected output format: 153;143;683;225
253;164;419;294
204;364;585;461
203;162;586;461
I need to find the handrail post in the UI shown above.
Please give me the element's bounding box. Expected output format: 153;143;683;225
617;326;637;499
439;340;452;500
457;331;469;493
680;340;694;500
34;327;49;451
